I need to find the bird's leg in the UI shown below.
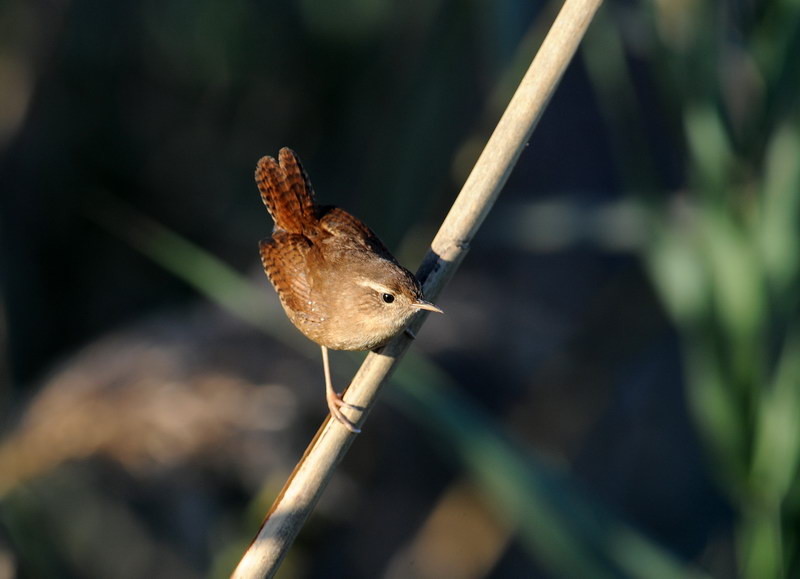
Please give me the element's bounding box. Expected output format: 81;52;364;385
322;345;362;433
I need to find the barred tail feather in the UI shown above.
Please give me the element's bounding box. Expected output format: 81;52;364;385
255;148;317;233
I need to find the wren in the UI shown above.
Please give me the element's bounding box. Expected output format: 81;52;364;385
256;148;442;432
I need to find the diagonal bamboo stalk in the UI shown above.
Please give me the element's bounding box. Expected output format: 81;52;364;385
231;0;603;576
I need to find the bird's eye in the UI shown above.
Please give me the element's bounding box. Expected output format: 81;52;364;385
382;293;395;304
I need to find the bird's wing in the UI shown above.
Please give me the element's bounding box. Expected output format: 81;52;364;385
259;232;324;324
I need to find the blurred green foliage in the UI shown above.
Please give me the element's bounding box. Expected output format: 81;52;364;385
628;1;800;578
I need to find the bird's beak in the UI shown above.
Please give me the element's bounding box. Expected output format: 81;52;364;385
412;300;444;314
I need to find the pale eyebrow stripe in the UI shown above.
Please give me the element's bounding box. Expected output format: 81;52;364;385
355;278;393;295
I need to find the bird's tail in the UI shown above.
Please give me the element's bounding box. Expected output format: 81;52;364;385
255;147;318;234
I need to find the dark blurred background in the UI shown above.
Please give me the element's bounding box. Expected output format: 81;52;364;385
1;0;798;578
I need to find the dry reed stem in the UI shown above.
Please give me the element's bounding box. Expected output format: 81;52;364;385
232;0;604;576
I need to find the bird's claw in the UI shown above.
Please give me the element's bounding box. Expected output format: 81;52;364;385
327;391;363;433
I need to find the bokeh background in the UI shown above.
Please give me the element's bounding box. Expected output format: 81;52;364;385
1;0;798;577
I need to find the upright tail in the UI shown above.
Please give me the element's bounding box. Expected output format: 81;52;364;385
255;148;318;234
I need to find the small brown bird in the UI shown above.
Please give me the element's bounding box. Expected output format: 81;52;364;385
256;148;442;432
